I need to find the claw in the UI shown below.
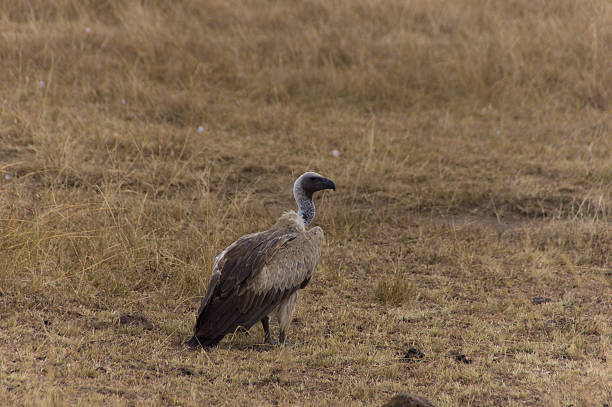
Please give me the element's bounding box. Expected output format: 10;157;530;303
264;337;277;346
262;316;276;345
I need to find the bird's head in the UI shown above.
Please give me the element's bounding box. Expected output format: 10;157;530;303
294;172;335;198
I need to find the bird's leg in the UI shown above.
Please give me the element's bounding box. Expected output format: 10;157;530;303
277;293;298;346
279;329;286;344
261;316;276;345
279;329;293;346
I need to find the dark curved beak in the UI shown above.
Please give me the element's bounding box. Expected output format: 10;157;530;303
322;178;336;191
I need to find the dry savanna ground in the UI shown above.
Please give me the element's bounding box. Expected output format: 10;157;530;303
1;0;611;405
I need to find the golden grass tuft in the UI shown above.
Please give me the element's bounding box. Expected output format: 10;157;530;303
374;278;415;306
1;0;612;405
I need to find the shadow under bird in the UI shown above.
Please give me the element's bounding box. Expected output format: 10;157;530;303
187;172;336;348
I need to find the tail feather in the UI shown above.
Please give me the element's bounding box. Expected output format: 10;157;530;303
186;335;223;348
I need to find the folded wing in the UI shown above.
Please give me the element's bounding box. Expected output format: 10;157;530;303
190;223;324;347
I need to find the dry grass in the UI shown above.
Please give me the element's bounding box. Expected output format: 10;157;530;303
1;0;611;405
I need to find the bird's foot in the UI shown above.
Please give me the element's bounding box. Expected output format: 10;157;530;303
264;336;277;346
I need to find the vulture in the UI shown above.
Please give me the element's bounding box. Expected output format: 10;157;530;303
187;172;336;348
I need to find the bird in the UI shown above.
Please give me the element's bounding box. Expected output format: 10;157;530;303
187;172;336;348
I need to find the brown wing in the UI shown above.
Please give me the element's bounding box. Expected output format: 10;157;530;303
189;226;324;347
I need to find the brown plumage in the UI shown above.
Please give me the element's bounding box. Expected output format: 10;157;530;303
188;172;335;348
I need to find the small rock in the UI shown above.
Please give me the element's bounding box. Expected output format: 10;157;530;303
383;392;436;407
119;314;154;330
532;296;552;305
398;347;424;363
453;353;472;364
332;149;340;157
178;367;194;376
